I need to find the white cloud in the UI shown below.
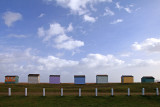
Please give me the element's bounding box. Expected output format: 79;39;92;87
132;38;160;53
44;0;112;23
83;14;96;23
38;56;78;69
54;34;84;50
8;34;26;38
115;2;123;9
110;19;123;24
38;22;84;50
0;47;126;82
80;54;124;68
2;11;22;27
47;23;65;36
38;23;65;41
115;2;132;13
0;48;36;64
67;23;73;32
127;59;160;67
55;39;84;50
54;34;71;43
53;0;112;15
124;7;131;13
103;7;114;16
38;13;45;18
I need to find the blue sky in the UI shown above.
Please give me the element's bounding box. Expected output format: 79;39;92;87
0;0;160;83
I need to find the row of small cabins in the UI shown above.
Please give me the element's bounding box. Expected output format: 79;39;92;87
4;74;155;84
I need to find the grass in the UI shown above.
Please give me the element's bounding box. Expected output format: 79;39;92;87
0;95;160;107
0;83;160;106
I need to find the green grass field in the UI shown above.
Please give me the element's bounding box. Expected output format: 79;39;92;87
0;83;160;106
0;96;160;107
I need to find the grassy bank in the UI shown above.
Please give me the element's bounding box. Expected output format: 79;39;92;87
0;83;160;96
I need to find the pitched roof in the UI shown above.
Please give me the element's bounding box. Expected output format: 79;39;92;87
74;75;85;77
142;76;154;79
96;75;108;76
121;75;133;77
5;75;19;77
50;75;60;77
28;74;40;76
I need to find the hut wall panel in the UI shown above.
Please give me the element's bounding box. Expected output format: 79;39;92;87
121;77;134;83
74;77;85;84
96;76;108;83
49;76;60;84
28;77;40;84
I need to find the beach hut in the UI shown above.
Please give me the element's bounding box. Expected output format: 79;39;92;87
96;75;108;83
121;75;134;83
5;75;19;84
74;75;85;84
49;75;60;84
141;76;155;83
28;74;40;84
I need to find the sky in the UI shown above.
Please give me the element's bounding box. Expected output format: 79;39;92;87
0;0;160;83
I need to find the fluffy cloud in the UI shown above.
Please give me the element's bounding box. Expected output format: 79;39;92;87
38;23;65;41
80;54;124;67
83;15;96;23
55;39;84;50
38;56;78;69
54;34;84;50
103;7;114;16
0;47;79;73
110;19;123;24
54;34;70;43
44;0;112;23
54;0;112;15
127;59;160;67
38;23;84;50
2;11;22;27
0;48;36;67
132;38;160;53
